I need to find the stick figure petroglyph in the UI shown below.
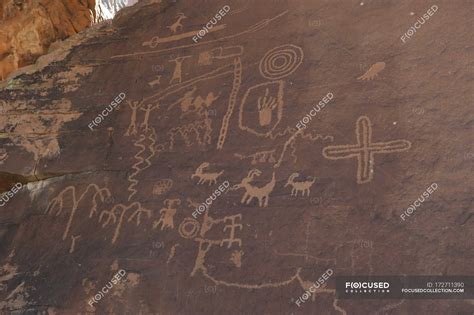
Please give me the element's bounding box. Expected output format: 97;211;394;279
169;55;191;84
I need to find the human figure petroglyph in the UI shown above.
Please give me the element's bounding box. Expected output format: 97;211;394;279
139;103;154;132
124;100;142;136
169;55;191;84
221;214;243;248
191;162;224;185
154;199;180;230
167;13;187;34
230;169;276;207
285;173;316;197
322;116;411;184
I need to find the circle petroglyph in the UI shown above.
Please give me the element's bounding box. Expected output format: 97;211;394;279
178;218;200;239
259;44;304;80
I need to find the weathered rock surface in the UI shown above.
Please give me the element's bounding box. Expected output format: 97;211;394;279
0;0;473;314
0;0;137;80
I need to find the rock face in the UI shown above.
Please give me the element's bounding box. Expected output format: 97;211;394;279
0;0;473;314
0;0;136;80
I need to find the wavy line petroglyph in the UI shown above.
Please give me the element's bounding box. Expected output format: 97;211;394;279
259;44;304;80
273;128;334;169
357;62;385;81
322;116;411;184
127;128;157;201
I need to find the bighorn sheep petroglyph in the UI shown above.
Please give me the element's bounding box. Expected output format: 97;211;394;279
231;169;276;207
191;162;224;185
284;173;316;197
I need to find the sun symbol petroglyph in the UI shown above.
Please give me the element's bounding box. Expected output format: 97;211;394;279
230;169;276;207
322;116;411;184
285;173;316;197
179;217;200;239
191;162;224;186
259;44;304;80
357;62;385;81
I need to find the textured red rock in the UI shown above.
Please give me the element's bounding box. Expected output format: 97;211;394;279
0;0;473;314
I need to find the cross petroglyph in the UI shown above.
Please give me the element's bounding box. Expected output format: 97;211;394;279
322;116;411;184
